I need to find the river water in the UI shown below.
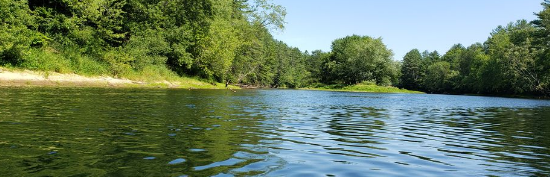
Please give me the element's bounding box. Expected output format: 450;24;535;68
1;87;550;177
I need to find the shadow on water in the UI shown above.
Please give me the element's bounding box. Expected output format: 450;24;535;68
0;88;282;176
1;88;550;176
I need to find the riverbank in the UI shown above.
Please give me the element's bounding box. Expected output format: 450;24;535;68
302;83;424;94
0;67;236;89
0;67;418;93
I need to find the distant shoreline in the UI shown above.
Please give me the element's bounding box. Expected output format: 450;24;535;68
0;67;422;93
1;68;547;99
300;83;424;94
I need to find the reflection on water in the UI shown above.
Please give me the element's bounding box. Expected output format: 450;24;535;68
1;88;550;176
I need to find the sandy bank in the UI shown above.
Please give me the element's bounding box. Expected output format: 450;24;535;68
0;68;167;88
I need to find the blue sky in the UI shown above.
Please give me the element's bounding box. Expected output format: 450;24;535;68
271;0;543;60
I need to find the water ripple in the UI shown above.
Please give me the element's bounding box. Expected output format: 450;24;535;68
1;88;550;176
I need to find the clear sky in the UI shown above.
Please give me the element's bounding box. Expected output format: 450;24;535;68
271;0;543;60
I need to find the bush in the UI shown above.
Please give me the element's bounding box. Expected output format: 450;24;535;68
62;47;108;76
20;48;71;73
123;29;170;71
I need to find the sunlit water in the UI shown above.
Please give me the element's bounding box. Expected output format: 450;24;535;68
1;88;550;177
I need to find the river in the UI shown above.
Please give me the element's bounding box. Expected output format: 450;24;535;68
1;87;550;176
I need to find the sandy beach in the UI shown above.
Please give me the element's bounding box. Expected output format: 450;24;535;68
0;67;145;87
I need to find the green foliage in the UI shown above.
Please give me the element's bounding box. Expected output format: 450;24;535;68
102;48;132;77
304;81;423;94
460;43;489;92
20;48;71;73
0;0;292;87
244;0;287;31
123;29;170;71
476;20;540;95
399;14;549;96
195;15;241;81
0;0;412;92
305;50;330;84
423;61;458;93
400;49;423;90
534;0;550;95
326;35;397;86
273;46;309;88
442;44;465;70
0;0;35;66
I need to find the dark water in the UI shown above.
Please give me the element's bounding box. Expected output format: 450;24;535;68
1;88;550;177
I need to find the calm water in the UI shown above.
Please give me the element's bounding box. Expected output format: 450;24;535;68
1;88;550;177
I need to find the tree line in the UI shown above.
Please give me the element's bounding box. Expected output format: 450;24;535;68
400;1;550;96
0;0;401;88
0;0;292;87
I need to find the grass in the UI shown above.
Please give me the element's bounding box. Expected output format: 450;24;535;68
303;82;424;94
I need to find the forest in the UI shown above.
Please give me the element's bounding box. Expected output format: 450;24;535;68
1;0;549;96
400;18;550;96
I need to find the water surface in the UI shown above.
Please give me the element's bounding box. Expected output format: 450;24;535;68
1;88;550;176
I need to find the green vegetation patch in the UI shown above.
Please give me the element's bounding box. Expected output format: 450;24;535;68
305;82;423;94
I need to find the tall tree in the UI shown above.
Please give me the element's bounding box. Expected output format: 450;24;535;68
424;61;458;93
442;44;465;70
484;20;539;94
400;49;423;90
0;0;39;66
459;43;489;93
533;0;550;95
328;35;396;85
305;50;330;85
